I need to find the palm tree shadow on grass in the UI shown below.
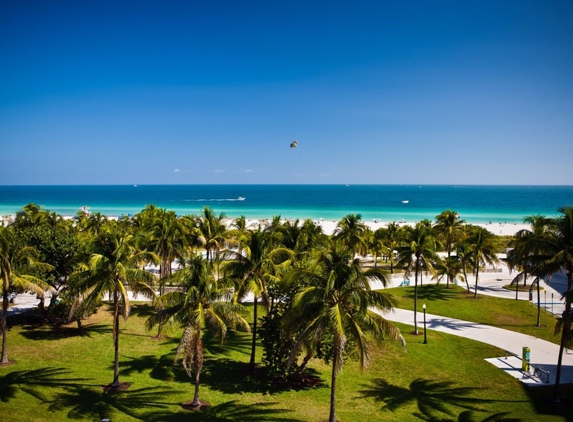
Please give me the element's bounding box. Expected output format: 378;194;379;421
359;378;525;420
46;385;176;421
200;357;324;395
19;323;111;340
142;400;303;422
0;367;91;403
118;353;178;381
404;285;459;302
202;330;252;357
413;410;522;421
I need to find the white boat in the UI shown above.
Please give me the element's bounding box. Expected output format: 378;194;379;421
402;200;409;204
237;197;246;201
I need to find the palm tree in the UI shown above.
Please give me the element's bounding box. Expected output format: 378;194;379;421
0;226;51;365
222;227;293;372
333;213;369;256
434;210;465;288
507;215;552;320
466;226;500;299
397;221;439;334
540;206;573;402
72;221;158;388
146;255;249;407
456;241;474;293
138;207;190;337
383;222;403;274
287;240;405;422
193;207;228;261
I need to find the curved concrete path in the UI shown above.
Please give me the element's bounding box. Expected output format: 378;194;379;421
380;307;573;386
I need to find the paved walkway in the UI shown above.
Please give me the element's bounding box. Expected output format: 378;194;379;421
380;307;573;386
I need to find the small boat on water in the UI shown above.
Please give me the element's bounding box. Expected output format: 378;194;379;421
238;197;246;201
401;200;409;204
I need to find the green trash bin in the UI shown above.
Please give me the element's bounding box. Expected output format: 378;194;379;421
522;347;530;372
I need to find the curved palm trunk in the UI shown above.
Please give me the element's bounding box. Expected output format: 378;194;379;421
329;344;339;422
552;307;571;402
1;278;9;364
552;271;573;402
112;289;121;386
462;263;470;292
191;336;203;407
249;295;258;372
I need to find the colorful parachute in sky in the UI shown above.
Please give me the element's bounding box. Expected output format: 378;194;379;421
290;140;298;148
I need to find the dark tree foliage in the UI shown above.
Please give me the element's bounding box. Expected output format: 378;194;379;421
15;225;85;317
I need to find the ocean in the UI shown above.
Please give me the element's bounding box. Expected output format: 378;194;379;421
0;185;572;224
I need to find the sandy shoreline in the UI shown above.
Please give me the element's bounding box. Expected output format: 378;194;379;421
2;214;527;237
240;218;527;236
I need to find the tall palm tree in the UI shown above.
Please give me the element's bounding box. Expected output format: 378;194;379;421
434;210;465;288
541;206;573;402
146;255;249;407
456;241;474;292
397;221;439;334
0;226;51;365
507;215;552;320
383;222;403;274
72;221;158;388
222;227;293;372
466;226;500;299
287;240;405;422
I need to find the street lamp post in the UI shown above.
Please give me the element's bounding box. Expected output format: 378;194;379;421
423;303;427;344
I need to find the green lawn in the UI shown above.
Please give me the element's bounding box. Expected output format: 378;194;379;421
387;284;562;344
0;302;571;421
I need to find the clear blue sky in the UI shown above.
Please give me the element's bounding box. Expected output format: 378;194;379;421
1;0;572;185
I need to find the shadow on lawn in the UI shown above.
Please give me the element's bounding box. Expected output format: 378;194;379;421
521;383;573;422
0;367;91;403
46;385;176;421
404;285;459;302
359;377;524;421
19;323;111;340
119;353;179;381
201;357;324;395
142;400;303;421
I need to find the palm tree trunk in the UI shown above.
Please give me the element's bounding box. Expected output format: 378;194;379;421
249;295;258;372
535;277;541;327
329;346;339;422
191;336;203;407
1;279;9;364
446;249;451;288
515;272;520;300
552;271;572;402
463;264;470;292
552;308;570;402
112;289;120;386
473;267;480;299
414;258;419;335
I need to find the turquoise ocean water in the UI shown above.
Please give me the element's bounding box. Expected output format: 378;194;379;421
1;185;572;224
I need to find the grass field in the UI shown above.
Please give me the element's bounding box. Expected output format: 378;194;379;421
387;285;562;344
1;298;572;421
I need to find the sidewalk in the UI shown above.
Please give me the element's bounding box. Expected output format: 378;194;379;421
380;307;573;386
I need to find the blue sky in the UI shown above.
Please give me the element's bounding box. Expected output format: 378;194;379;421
1;0;572;185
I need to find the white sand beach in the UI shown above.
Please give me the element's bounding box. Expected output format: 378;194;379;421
240;218;528;237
